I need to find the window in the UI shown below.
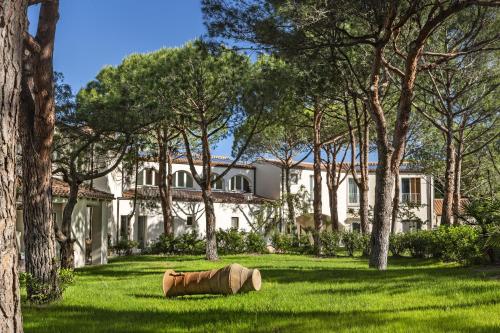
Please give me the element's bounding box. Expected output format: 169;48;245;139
231;217;239;229
309;175;314;200
402;219;421;232
186;216;194;226
348;178;359;204
401;178;421;204
145;169;154;185
120;215;130;240
230;175;250;192
87;206;94;240
173;171;194;188
352;222;361;233
290;173;299;185
138;216;147;248
211;174;224;190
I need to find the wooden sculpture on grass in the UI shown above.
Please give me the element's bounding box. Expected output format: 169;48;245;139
162;264;261;297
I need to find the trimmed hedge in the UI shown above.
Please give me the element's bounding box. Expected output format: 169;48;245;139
148;226;484;265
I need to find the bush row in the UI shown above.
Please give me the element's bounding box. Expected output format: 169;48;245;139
130;225;484;265
148;229;267;255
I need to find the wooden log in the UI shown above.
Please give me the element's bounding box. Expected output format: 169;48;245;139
162;263;261;297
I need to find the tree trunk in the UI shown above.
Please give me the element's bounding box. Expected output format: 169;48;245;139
202;190;218;260
312;105;323;255
391;169;400;234
58;181;79;269
284;166;295;228
329;184;339;232
19;0;60;302
158;130;173;236
359;182;369;234
452;142;462;225
0;0;26;330
441;125;455;226
369;154;394;270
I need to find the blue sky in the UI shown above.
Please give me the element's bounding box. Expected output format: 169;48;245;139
28;1;236;156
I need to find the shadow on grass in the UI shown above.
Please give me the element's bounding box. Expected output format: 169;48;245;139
24;299;500;333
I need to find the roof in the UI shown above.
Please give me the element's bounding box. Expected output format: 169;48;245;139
433;198;468;216
141;155;255;170
121;188;271;205
52;178;114;200
257;159;424;173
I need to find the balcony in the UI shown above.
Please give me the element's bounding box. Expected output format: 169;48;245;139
402;193;421;205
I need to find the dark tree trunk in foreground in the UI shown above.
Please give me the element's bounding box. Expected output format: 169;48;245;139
0;0;27;330
20;0;60;302
312;104;323;255
158;129;174;235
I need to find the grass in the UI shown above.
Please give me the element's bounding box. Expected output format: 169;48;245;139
22;254;500;333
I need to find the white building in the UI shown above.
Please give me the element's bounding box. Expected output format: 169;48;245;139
16;156;437;268
95;157;436;248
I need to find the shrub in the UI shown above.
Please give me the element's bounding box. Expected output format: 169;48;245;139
359;233;371;257
389;233;408;257
294;233;314;255
151;233;178;255
216;228;246;254
245;231;267;253
271;233;293;253
320;231;340;257
113;239;139;256
405;230;433;258
434;226;481;264
176;230;205;255
341;231;362;256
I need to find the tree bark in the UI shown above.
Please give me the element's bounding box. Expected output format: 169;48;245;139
58;181;79;269
20;0;60;302
0;0;26;330
441;123;455;226
391;169;400;234
452;141;462;225
312;104;323;255
158;129;173;235
284;165;296;227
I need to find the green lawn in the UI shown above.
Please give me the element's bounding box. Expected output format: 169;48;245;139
22;255;500;333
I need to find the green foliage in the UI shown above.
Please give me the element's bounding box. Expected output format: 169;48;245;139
112;239;139;256
216;228;246;254
21;268;74;304
270;232;313;254
151;233;178;255
174;230;206;255
405;231;434;258
320;231;340;257
341;231;363;257
245;231;267;254
389;233;408;257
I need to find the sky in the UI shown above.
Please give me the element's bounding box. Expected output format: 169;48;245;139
28;0;236;156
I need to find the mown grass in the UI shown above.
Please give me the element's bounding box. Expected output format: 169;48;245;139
22;254;500;333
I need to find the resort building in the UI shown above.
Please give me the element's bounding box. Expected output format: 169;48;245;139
16;156;438;268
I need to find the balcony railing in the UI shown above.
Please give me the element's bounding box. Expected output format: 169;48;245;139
402;193;421;204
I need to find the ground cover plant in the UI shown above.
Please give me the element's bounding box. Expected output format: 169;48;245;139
22;255;500;333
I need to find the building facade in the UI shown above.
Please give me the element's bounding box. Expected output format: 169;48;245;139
95;157;437;249
16;157;437;268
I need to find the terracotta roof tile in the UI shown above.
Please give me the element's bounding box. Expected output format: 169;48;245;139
121;187;271;205
433;198;468;216
52;178;114;200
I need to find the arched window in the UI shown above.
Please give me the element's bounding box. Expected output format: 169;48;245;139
173;171;194;189
211;174;224;191
137;168;158;186
230;175;251;192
